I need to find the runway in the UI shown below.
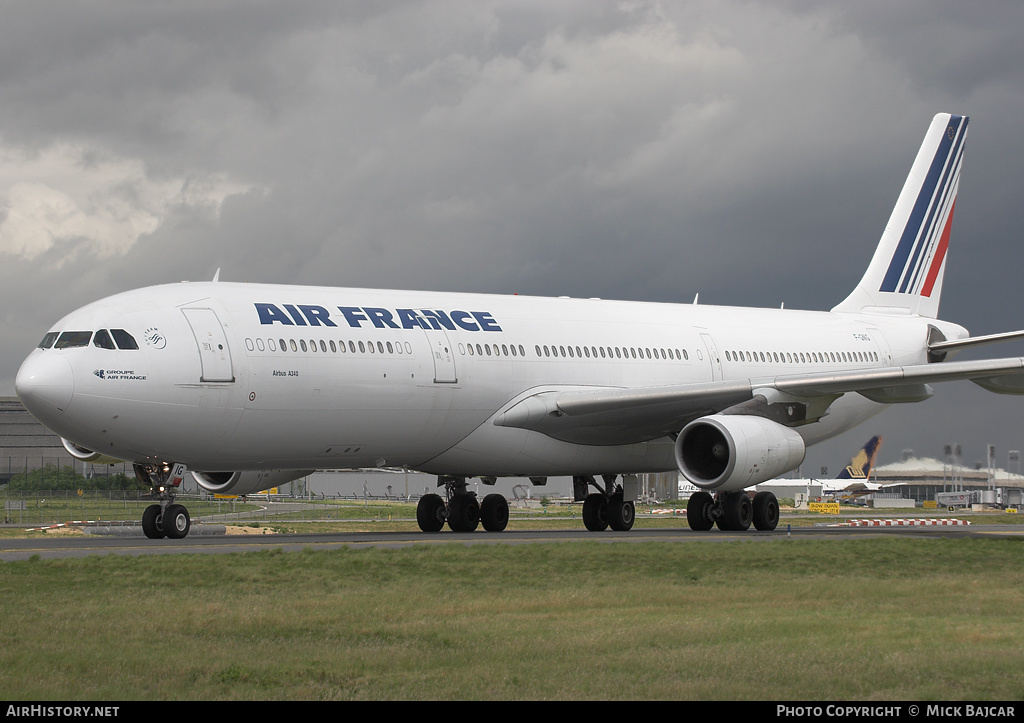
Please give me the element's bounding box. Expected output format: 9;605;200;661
3;523;1022;562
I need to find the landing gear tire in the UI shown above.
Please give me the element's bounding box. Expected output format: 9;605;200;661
582;493;609;532
717;491;752;531
480;493;509;532
447;493;480;532
417;493;446;533
142;504;165;539
135;463;191;539
608;495;635;531
686;491;714;531
164;504;191;539
752;491;780;531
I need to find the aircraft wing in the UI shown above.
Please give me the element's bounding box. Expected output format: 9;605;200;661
494;356;1024;445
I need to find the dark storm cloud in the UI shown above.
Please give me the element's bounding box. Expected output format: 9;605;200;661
2;1;1024;471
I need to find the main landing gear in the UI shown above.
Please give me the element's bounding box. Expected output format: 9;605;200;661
686;489;779;532
573;474;637;532
416;475;510;533
134;463;192;539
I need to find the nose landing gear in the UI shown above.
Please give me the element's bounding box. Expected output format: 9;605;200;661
135;463;192;539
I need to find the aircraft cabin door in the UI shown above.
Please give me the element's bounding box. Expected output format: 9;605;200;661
421;329;457;384
700;333;723;381
182;307;235;382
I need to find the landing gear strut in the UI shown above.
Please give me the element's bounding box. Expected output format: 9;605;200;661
416;476;509;533
134;463;191;539
686;490;778;532
574;474;637;532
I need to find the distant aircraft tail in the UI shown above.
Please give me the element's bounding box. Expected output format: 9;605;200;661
832;113;968;319
835;435;883;480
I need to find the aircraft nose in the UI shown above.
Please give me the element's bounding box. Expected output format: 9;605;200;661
16;352;75;421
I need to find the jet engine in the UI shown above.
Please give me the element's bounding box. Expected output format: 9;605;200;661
191;469;315;496
675;414;806;492
61;437;125;466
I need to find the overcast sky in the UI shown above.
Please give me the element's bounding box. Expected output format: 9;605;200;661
2;1;1024;474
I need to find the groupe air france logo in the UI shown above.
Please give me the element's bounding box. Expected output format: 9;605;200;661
93;369;148;381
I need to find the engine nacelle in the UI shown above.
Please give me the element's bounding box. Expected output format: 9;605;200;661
192;469;314;496
61;437;125;466
675;414;806;492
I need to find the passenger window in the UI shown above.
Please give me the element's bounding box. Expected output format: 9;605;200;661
55;331;92;349
111;329;139;350
93;329;116;349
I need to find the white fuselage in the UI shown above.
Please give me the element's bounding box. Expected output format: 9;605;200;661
15;281;960;479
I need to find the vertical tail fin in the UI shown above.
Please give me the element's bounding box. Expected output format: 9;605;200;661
832;113;968;318
835;435;883;480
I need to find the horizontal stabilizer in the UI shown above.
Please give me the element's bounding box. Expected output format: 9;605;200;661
929;329;1024;356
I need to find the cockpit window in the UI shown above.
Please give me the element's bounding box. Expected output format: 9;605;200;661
111;329;139;350
38;332;59;349
93;329;116;349
54;331;93;349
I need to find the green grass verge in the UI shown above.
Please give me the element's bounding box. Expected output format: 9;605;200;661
2;537;1023;700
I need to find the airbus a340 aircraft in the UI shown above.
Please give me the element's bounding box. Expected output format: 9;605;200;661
15;113;1024;539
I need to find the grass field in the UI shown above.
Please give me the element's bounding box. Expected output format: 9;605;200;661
2;535;1023;700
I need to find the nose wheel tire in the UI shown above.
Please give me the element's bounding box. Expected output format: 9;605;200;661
142;504;165;539
164;504;191;539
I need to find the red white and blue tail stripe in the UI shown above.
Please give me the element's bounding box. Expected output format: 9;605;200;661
833;113;968;318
